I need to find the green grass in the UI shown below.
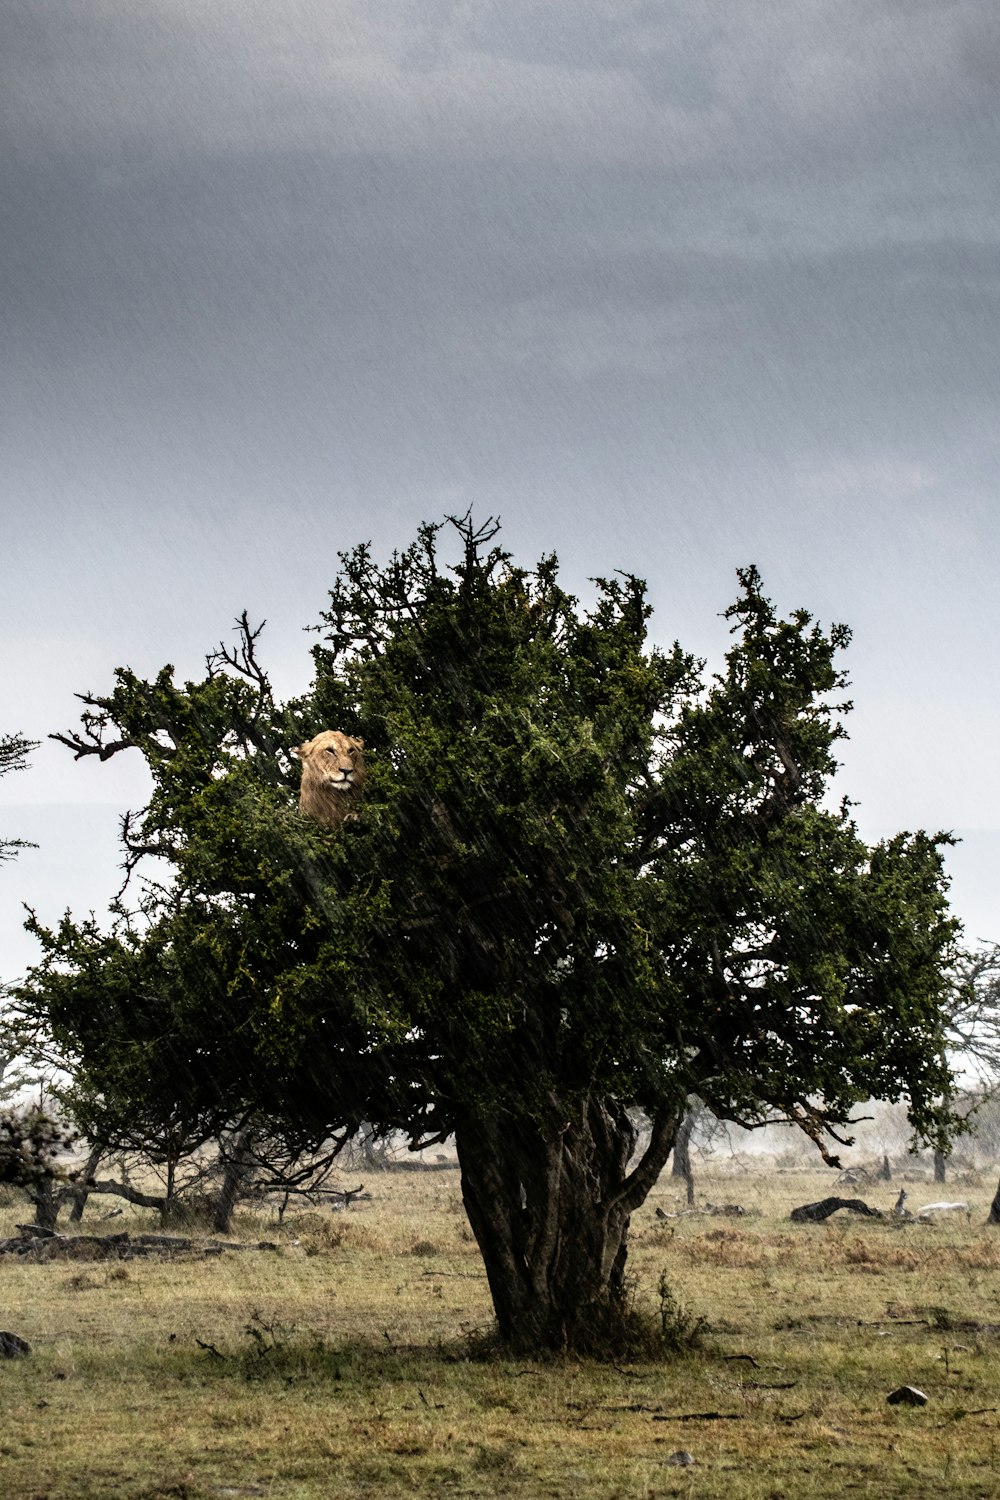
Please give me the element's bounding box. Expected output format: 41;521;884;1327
1;1163;1000;1497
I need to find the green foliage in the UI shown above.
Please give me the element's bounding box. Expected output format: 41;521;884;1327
17;514;959;1167
0;1107;75;1189
656;1272;707;1355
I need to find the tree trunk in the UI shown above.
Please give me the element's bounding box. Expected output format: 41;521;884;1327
68;1143;105;1223
212;1130;255;1234
671;1108;697;1207
988;1177;1000;1226
29;1179;63;1232
454;1095;679;1354
934;1149;947;1184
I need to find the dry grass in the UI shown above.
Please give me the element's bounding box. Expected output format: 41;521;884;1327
1;1164;1000;1497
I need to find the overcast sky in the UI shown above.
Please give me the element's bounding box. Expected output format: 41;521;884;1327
2;1;999;977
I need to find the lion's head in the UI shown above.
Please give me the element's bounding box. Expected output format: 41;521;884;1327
290;730;366;829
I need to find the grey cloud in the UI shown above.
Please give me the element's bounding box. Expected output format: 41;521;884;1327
3;0;1000;956
3;0;998;173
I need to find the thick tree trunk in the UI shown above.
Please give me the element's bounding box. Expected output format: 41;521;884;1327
30;1179;63;1232
212;1130;255;1234
934;1149;947;1184
454;1095;680;1354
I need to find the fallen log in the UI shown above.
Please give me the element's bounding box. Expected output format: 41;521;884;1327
0;1228;280;1260
790;1196;884;1223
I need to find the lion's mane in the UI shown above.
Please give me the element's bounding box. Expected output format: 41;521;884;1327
291;730;366;829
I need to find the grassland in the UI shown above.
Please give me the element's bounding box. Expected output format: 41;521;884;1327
2;1159;1000;1499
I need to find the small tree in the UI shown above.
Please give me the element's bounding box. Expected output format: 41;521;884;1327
18;517;959;1352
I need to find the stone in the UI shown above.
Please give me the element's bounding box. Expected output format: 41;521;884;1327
887;1385;928;1406
0;1332;31;1358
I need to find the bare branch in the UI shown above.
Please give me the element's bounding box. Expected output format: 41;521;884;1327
206;612;270;693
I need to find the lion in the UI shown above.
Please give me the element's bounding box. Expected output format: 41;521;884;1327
290;730;366;829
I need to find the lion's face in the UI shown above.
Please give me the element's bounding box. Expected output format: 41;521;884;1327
291;730;366;828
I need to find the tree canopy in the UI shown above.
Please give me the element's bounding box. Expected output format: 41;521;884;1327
19;515;960;1351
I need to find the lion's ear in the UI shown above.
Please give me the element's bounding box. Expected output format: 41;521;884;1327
355;738;365;749
290;745;304;759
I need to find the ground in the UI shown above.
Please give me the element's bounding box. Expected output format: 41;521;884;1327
1;1157;999;1498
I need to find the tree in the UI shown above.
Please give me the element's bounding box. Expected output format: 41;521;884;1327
17;516;960;1352
1;731;92;1221
670;1106;698;1208
2;735;40;1097
0;737;79;1212
669;1099;730;1208
944;944;1000;1086
936;943;1000;1214
0;733;37;867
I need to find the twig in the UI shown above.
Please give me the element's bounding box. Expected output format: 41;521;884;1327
195;1339;226;1360
652;1412;745;1423
606;1403;664;1414
941;1407;1000;1423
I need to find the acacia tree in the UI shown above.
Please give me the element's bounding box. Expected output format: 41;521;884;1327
18;516;958;1352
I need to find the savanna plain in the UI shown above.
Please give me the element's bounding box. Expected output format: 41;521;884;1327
3;1158;1000;1499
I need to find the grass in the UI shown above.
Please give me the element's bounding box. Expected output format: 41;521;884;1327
1;1162;1000;1497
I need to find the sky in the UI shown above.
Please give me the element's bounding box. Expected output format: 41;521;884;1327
2;0;999;979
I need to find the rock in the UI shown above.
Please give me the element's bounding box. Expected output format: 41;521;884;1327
665;1450;696;1466
0;1332;31;1358
887;1385;928;1406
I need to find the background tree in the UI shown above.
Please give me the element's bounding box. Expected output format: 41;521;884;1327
17;516;960;1352
938;943;1000;1216
1;733;40;1100
0;732;79;1211
945;944;1000;1086
669;1099;732;1208
0;733;37;867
